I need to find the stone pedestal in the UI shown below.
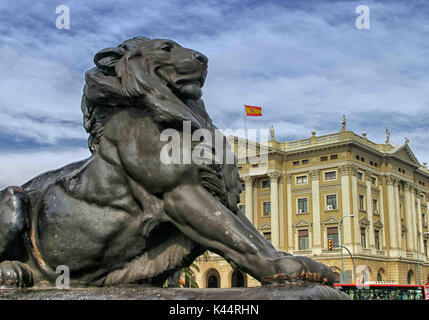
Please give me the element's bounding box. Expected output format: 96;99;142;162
0;284;349;300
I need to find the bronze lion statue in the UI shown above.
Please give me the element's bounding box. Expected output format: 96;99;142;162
0;37;334;288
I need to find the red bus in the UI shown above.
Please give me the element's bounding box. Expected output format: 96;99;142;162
334;283;426;300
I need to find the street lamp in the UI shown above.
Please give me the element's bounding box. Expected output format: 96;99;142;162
338;215;354;284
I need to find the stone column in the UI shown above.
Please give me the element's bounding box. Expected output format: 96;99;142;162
286;173;293;252
404;182;414;252
378;180;387;249
339;165;353;247
416;190;424;255
351;165;360;254
310;169;322;255
243;176;254;225
410;187;418;253
393;179;402;253
426;201;429;234
386;175;399;256
279;174;285;250
268;171;281;249
365;171;376;252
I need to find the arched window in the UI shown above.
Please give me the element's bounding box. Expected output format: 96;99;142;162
377;267;384;281
231;270;247;288
407;270;414;284
205;269;221;288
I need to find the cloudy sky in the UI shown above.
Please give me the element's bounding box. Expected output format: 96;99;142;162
0;0;428;187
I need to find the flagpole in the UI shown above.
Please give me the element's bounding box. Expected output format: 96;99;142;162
243;104;248;139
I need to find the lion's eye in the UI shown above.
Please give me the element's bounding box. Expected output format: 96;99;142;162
161;44;173;52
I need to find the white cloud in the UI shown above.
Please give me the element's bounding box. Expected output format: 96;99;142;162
0;0;428;169
0;148;91;189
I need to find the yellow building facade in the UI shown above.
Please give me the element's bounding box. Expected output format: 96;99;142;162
194;125;429;288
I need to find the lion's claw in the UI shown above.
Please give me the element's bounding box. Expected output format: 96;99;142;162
262;255;335;286
0;261;34;288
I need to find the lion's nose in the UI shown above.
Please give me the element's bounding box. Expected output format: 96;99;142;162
193;51;208;64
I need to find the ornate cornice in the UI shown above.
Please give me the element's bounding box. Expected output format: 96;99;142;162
386;175;397;185
258;223;271;230
310;169;319;179
339;164;350;176
350;164;358;177
321;217;341;225
293;219;312;228
404;182;412;192
373;220;384;230
243;176;254;186
268;171;281;182
359;216;371;227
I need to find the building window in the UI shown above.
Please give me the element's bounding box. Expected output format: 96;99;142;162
261;179;270;188
361;157;365;162
327;227;339;247
375;230;381;250
371;177;377;185
373;199;378;214
330;154;338;160
302;159;309;164
361;227;367;248
206;269;221;288
298;229;309;250
407;270;414;285
320;156;328;161
324;171;337;181
370;160;374;166
239;205;245;215
252;164;258;168
297;198;308;213
357;171;363;181
296;175;308;185
293;161;300;166
263;232;271;242
356;155;360;160
241;183;245;191
377;272;382;281
423;214;427;227
359;195;365;211
263;202;271;216
326;194;337;210
231;270;246;288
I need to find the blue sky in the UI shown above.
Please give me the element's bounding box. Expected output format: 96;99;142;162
0;0;428;187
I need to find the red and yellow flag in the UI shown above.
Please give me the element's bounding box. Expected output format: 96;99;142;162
244;105;262;116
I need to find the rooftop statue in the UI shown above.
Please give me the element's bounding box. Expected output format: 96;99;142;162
0;37;334;289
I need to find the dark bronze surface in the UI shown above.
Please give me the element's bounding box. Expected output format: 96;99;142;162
0;284;349;300
0;37;343;299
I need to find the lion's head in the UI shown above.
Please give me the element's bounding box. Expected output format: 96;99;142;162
81;37;211;152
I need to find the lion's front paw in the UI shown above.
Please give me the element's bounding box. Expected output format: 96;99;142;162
261;255;335;286
0;261;34;288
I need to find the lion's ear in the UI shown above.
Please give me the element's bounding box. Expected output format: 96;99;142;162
94;47;125;76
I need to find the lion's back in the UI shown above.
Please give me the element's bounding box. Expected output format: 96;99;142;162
22;157;92;205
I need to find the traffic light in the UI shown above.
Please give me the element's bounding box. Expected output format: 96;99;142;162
328;239;333;251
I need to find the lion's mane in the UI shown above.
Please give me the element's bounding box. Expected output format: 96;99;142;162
81;36;213;153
